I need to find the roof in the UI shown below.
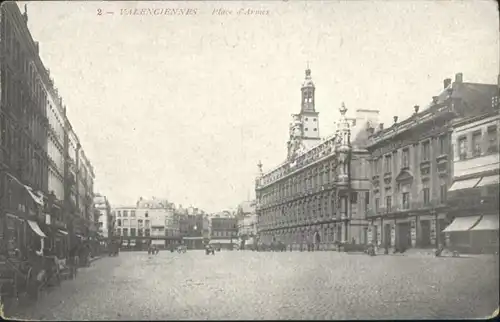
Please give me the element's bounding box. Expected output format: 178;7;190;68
451;82;499;118
367;80;498;147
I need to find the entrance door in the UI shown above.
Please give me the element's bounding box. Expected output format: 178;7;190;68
384;224;391;247
420;220;431;247
397;223;410;249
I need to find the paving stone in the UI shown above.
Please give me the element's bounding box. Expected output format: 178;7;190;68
5;250;499;320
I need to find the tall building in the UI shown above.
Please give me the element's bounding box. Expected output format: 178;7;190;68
0;3;96;256
365;73;498;251
255;68;376;249
1;3;51;254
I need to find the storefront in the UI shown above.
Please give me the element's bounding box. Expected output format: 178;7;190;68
446;172;499;253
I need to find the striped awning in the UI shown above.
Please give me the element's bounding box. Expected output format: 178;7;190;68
443;216;481;233
448;178;481;192
470;215;499;231
476;175;499;188
27;220;47;238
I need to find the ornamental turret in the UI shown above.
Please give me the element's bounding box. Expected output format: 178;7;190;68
335;102;351;184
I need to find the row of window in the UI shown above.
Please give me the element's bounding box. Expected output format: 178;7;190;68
457;125;498;160
114;210;138;217
0;116;47;191
116;228;150;237
3;13;50;119
259;161;339;206
116;218;150;227
211;231;237;237
374;184;447;212
373;135;447;175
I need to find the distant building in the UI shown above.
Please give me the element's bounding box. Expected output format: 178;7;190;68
94;194;113;239
112;197;181;249
179;212;206;249
210;215;238;250
236;201;257;249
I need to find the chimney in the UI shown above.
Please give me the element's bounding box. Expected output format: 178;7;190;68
35;41;39;54
393;116;398;124
432;96;439;104
443;78;452;89
414;105;419;114
379;123;384;131
455;73;463;83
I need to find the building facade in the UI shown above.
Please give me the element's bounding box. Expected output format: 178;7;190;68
113;197;181;249
255;68;376;250
0;4;96;259
365;73;498;251
236;201;257;248
443;86;499;253
210;215;238;249
94;193;113;239
179;211;206;249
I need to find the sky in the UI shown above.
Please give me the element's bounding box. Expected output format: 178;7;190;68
16;0;499;212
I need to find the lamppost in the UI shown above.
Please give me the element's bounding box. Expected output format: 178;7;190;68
193;224;197;249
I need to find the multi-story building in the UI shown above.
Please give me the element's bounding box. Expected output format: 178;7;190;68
365;73;498;251
113;197;181;249
1;4;96;257
179;210;206;249
209;213;238;249
1;3;56;255
443;82;499;253
93;193;113;239
113;205;142;248
255;68;377;250
236;200;257;248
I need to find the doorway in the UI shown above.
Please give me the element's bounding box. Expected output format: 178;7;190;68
397;222;410;249
384;224;391;247
420;220;431;248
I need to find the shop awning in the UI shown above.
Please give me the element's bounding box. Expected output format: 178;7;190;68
57;229;69;235
182;236;203;240
209;239;235;245
448;178;481;192
470;215;499;231
27;220;47;238
443;216;482;233
25;186;44;206
476;175;500;188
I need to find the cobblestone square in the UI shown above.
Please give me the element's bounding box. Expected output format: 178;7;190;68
6;251;499;320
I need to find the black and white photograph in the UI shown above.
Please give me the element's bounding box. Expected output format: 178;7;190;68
0;0;499;320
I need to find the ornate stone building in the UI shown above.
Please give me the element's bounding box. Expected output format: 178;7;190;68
365;73;498;251
255;68;377;249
